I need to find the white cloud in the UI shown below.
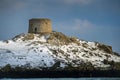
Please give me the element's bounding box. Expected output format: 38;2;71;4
72;19;95;33
14;1;28;10
54;18;96;35
64;0;95;5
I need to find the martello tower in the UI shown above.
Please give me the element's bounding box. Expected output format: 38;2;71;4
28;18;52;34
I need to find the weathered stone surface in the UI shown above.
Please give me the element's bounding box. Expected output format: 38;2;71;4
28;18;52;34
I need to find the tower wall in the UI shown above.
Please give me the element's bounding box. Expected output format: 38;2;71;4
28;18;52;34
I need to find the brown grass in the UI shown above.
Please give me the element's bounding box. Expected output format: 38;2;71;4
47;31;80;45
22;33;34;41
97;44;112;53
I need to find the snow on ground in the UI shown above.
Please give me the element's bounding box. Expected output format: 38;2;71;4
0;33;120;69
0;34;54;68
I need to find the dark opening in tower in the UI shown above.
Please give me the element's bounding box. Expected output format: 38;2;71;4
35;27;37;34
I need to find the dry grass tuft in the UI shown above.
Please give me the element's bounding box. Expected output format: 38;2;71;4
22;33;34;41
97;44;112;53
47;31;80;45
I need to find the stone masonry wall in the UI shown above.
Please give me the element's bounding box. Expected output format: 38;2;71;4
28;18;52;34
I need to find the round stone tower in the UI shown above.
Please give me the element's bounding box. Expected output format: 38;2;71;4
28;18;52;34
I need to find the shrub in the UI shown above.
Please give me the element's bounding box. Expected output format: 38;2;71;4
113;52;120;57
103;59;109;64
50;61;60;70
49;49;58;55
69;37;80;45
102;59;120;70
22;33;34;41
72;49;78;53
97;44;112;53
79;62;94;70
82;43;88;48
114;62;120;70
47;31;80;45
89;52;93;56
2;64;12;72
14;66;23;71
58;49;65;54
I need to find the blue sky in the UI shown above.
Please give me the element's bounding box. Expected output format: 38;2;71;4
0;0;120;53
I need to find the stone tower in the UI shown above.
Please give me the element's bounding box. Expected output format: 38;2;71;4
28;18;52;34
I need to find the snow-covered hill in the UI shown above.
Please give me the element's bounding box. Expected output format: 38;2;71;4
0;31;120;70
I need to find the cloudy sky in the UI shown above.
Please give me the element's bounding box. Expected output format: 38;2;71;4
0;0;120;53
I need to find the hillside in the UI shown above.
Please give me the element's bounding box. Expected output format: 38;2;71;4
0;31;120;72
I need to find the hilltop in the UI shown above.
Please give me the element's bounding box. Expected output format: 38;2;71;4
0;31;120;77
